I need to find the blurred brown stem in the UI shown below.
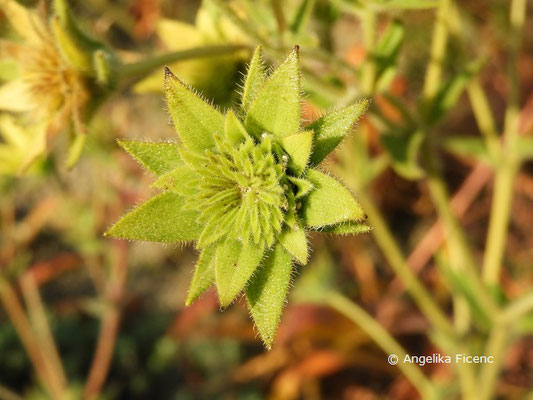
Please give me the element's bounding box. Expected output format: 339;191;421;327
83;240;128;400
0;277;65;399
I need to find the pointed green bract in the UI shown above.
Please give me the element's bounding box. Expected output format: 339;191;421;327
288;176;313;198
186;246;216;306
322;221;371;235
303;169;365;227
225;110;249;145
118;140;182;175
281;130;313;175
245;47;301;139
241;46;266;113
215;239;265;307
279;227;308;265
105;192;202;242
165;68;225;152
308;100;369;166
152;165;199;196
245;244;293;349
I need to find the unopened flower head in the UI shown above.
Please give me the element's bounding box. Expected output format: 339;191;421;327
106;46;370;349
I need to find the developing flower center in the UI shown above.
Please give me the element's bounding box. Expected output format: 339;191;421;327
19;34;87;117
191;134;285;249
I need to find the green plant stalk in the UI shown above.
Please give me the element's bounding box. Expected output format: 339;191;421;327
356;190;455;338
466;79;499;156
482;0;526;285
361;5;377;95
424;174;496;317
478;326;509;400
422;0;495;325
422;0;450;102
327;292;438;399
118;45;249;80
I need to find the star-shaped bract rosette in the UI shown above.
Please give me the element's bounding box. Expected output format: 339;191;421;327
106;46;369;349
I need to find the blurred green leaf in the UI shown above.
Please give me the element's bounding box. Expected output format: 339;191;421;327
380;129;425;179
443;136;494;165
375;20;404;92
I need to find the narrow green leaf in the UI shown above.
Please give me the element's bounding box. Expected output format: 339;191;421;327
302;169;365;227
186;246;216;306
241;46;266;113
105;192;201;242
428;61;482;124
443;136;493;165
279;226;308;264
281;131;313;175
51;16;92;71
375;20;404;92
245;243;293;349
225;110;249;145
118;140;182;175
308;100;369;166
290;0;315;34
288;176;313;198
380;130;425;179
152;165;199;196
164;67;225;152
215;239;265;307
245;47;301;139
322;221;371;235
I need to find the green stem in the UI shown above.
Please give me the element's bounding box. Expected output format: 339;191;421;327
327;293;438;399
118;45;249;81
466;79;500;156
478;327;509;400
361;6;377;95
422;0;450;102
356;191;455;338
482;0;526;285
482;165;517;284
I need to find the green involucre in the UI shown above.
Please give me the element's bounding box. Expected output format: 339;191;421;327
106;46;369;349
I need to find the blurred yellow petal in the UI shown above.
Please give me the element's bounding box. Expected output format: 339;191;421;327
156;19;203;50
0;114;47;174
0;80;35;112
0;0;48;45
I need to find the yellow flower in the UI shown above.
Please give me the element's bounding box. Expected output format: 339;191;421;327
134;0;247;104
0;0;114;169
0;0;88;132
0;114;47;175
